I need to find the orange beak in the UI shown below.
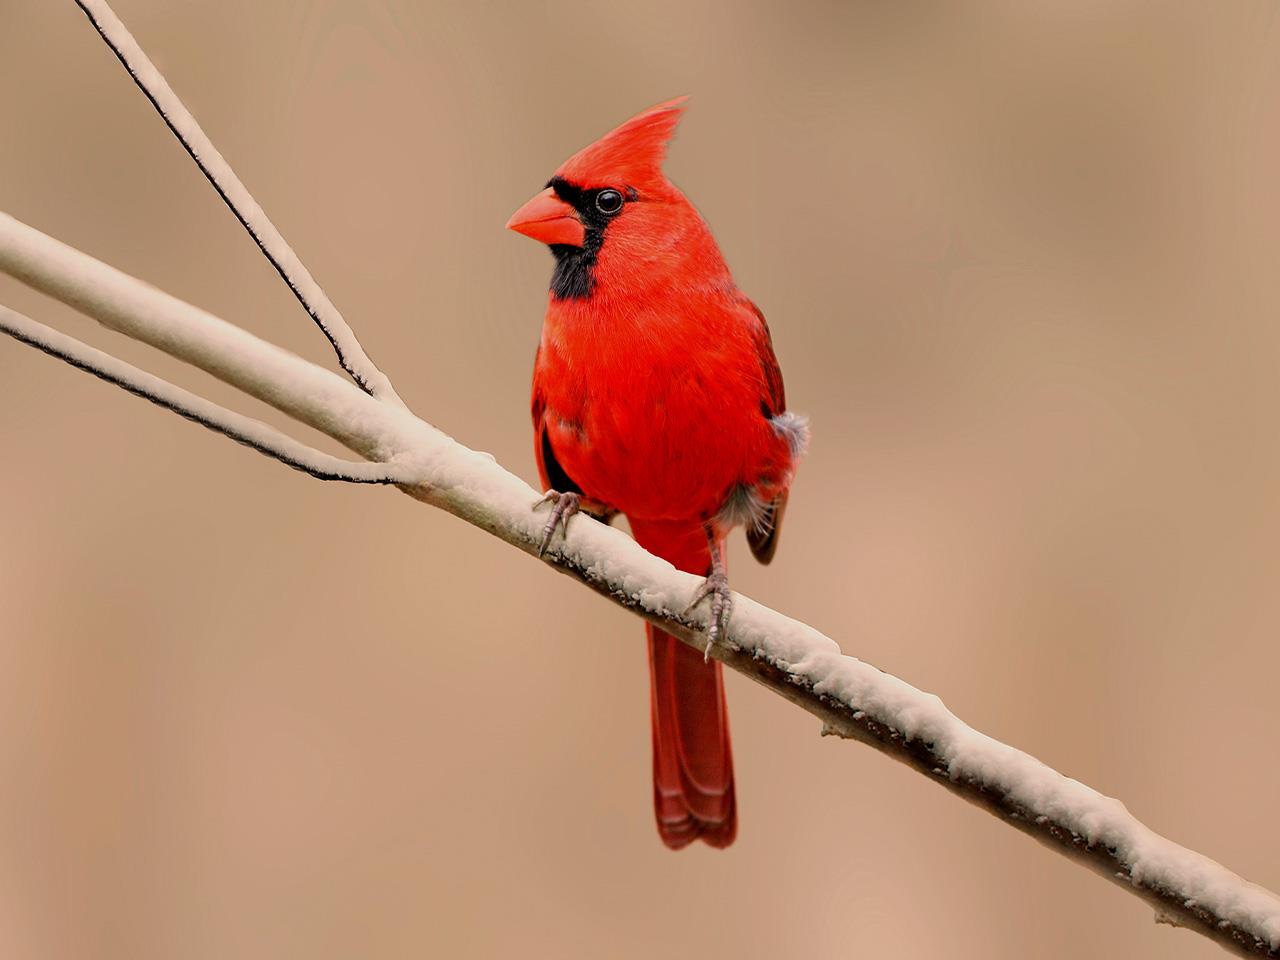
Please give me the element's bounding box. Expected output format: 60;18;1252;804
506;187;585;247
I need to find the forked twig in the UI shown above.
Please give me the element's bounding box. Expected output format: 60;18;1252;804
0;305;416;485
72;0;406;407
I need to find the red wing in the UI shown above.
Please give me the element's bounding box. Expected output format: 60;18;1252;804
741;298;790;565
531;376;553;492
532;364;585;498
744;298;786;416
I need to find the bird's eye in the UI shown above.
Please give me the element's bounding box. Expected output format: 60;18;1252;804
595;189;624;215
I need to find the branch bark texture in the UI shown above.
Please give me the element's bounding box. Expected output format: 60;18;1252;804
0;304;413;484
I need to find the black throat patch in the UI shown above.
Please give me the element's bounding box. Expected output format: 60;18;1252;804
545;177;626;302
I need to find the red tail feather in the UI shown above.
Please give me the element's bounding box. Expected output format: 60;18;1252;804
632;519;736;849
648;626;736;849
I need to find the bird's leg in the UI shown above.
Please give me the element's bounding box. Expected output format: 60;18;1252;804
533;491;616;556
533;490;581;557
684;526;732;662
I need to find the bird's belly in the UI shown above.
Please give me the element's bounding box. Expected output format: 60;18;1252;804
545;390;758;523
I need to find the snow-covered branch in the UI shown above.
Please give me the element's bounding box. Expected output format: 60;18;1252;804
1;209;1277;958
71;0;406;408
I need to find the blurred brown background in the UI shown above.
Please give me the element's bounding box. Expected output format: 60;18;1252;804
2;1;1279;957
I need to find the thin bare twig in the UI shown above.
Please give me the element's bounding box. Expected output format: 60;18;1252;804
0;305;416;485
71;0;406;408
0;210;394;459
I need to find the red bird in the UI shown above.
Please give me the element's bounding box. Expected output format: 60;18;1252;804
507;98;807;849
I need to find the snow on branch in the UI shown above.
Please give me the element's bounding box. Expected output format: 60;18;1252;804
72;0;406;408
1;209;1277;958
0;305;416;485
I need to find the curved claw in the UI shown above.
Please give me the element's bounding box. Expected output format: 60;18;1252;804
533;490;581;557
684;570;732;662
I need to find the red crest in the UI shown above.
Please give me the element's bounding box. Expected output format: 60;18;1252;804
554;97;688;195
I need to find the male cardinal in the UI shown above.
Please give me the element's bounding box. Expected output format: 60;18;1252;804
507;98;807;849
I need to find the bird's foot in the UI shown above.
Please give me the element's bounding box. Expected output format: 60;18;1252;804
684;568;732;662
533;490;581;557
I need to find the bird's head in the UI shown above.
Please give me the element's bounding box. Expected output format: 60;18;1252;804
507;97;723;302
